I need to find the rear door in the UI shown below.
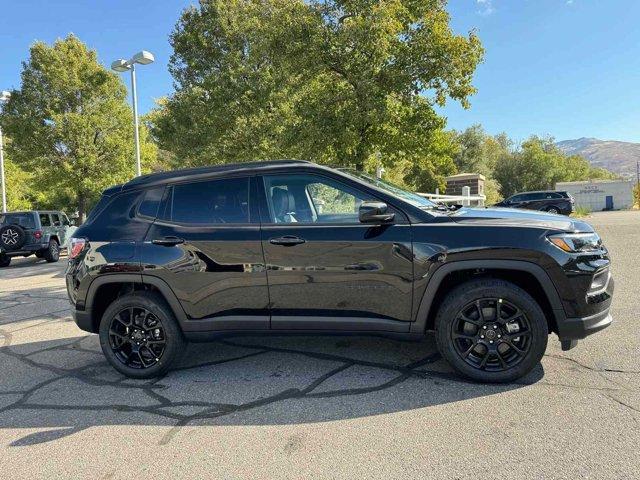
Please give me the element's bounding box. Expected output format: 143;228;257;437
38;213;55;244
258;172;414;331
141;176;270;330
50;213;66;246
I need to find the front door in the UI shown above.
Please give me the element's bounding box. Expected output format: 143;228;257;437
259;172;414;331
141;176;269;330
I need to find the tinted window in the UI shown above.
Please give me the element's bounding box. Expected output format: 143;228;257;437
61;214;70;226
138;187;165;219
0;213;36;229
51;213;61;226
544;192;562;199
39;213;52;226
167;177;250;224
86;190;148;241
86;194;112;223
264;174;374;224
509;194;523;203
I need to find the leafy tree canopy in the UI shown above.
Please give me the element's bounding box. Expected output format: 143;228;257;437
493;136;617;198
151;0;484;192
0;35;156;219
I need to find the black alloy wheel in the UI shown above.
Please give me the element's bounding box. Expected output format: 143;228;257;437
450;298;532;372
99;291;186;378
435;278;548;383
108;306;167;369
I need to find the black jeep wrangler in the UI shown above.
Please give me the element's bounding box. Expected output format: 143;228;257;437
0;210;72;267
65;161;613;382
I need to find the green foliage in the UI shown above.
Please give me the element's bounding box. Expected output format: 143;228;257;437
634;183;640;208
151;0;484;190
492;136;617;198
451;124;510;204
572;205;592;218
0;35;156;219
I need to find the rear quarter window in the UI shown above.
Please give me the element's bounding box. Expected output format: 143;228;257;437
80;191;149;241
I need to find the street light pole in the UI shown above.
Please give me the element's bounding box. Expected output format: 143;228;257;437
0;125;6;213
130;64;141;177
111;51;154;178
0;90;11;213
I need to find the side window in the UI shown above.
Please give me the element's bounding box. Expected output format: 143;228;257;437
39;213;52;227
61;214;70;226
509;194;522;203
166;177;250;224
138;187;165;219
51;213;61;226
264;174;373;224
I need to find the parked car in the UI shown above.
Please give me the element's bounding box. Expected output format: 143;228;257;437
65;161;613;382
0;210;74;267
494;190;574;215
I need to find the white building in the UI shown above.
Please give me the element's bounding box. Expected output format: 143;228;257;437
555;179;634;211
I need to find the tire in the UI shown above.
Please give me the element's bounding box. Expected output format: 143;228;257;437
435;278;548;383
43;239;60;262
0;255;10;268
99;291;186;379
35;250;43;258
0;224;27;251
545;206;559;214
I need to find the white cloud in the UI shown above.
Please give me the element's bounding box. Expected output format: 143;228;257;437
476;0;495;16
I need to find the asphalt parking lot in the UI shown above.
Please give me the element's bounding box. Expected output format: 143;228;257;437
1;210;639;479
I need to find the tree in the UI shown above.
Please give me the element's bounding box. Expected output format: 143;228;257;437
452;125;511;203
151;0;483;190
493;136;617;198
0;35;156;220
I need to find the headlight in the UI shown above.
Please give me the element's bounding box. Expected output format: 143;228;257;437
548;232;602;253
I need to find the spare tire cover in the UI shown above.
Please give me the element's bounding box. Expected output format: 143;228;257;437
0;224;27;251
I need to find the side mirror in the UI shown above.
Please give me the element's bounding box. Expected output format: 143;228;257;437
359;201;395;224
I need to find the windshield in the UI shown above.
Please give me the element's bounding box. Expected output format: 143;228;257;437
340;170;437;208
0;213;36;229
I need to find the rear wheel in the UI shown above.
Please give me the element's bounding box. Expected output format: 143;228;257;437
43;239;60;262
0;255;10;268
435;278;548;383
545;206;560;214
99;291;186;379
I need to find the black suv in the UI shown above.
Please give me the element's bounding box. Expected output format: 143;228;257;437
65;161;613;382
0;210;72;267
494;191;574;215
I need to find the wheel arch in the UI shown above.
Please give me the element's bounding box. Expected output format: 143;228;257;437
411;260;565;335
84;274;187;333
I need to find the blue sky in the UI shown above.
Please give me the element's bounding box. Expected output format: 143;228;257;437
1;0;639;143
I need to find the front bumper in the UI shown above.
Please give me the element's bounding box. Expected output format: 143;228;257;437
557;308;612;350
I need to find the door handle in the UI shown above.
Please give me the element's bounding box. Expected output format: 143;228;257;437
269;235;306;246
152;236;185;246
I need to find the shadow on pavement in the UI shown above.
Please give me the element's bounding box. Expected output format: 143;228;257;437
0;331;543;446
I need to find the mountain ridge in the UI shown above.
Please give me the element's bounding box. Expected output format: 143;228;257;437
556;137;639;178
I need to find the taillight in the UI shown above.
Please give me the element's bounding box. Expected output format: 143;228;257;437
69;238;87;259
33;230;43;240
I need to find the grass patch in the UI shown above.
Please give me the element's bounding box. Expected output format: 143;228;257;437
571;206;592;218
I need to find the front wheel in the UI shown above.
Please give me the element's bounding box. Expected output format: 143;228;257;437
99;291;186;379
435;278;548;383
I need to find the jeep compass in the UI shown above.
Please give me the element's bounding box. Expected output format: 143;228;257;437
65;161;613;382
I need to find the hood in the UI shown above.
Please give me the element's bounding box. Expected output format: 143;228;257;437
449;207;594;232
